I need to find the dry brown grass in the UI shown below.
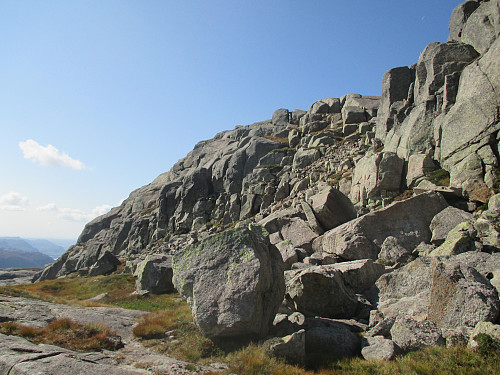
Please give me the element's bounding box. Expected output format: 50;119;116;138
264;135;289;144
0;318;122;352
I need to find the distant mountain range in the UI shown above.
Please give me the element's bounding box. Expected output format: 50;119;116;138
0;237;74;269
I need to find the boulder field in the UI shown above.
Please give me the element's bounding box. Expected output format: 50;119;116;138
28;0;500;365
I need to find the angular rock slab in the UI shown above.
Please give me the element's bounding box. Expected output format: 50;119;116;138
0;333;145;375
308;187;356;231
390;316;445;353
428;258;499;329
284;265;358;319
172;224;285;341
361;336;401;361
430;206;473;245
134;254;175;294
319;191;448;261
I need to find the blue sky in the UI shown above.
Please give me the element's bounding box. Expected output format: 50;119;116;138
0;0;463;239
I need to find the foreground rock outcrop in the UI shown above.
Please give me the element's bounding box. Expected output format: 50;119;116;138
172;224;285;342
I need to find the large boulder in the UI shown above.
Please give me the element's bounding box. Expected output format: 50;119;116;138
308;187;357;231
88;251;120;277
172;224;285;342
285;265;359;318
305;323;361;363
428;257;500;329
375;257;433;321
267;329;306;365
349;152;404;205
134;255;175;294
292;148;321;170
430;206;474;245
318;191;448;261
390;316;445;353
429;221;477;256
309;98;341;114
330;259;386;293
361;336;401;361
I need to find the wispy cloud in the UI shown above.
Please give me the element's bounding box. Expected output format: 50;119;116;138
0;192;29;211
91;205;114;217
37;203;58;211
36;203;113;222
19;139;86;170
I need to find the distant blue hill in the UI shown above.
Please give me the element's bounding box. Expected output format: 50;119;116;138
0;237;75;267
0;248;54;268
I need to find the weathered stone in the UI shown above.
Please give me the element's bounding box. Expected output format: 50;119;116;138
430;206;474;245
280;217;318;253
457;0;500;54
88;251;120;277
349;152;404;205
378;236;413;265
285;265;358;318
272;108;290;126
309;98;341;114
390;316;445;352
448;1;481;43
406;152;436;188
331;259;386;293
375;257;433;321
268;329;306;365
430;221;477;256
275;240;298;270
361;336;401;361
439;37;500;173
319;192;448;261
292;148;321;170
308;187;356;231
301;201;323;235
0;333;145;375
376;66;413;141
475;209;500;248
428;257;499;329
134;255;175;295
343;94;380;118
305;324;361;362
172;224;285;341
342;106;367;124
443;326;473;347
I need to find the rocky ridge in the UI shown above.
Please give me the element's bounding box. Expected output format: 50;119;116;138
29;0;500;366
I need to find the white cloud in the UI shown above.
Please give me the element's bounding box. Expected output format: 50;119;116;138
91;205;113;218
58;208;89;222
37;203;58;211
19;139;86;170
0;192;29;211
52;204;113;222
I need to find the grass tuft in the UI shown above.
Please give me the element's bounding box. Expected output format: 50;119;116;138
0;318;122;352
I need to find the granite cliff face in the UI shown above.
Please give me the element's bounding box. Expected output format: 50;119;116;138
35;0;500;283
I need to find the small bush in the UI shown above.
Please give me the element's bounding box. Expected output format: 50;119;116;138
427;169;450;186
474;333;500;356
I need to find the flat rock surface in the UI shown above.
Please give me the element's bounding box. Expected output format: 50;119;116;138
0;268;40;286
0;296;218;374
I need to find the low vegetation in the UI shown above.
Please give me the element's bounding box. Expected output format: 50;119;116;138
2;273;500;374
264;135;289;144
0;318;122;352
426;168;451;186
